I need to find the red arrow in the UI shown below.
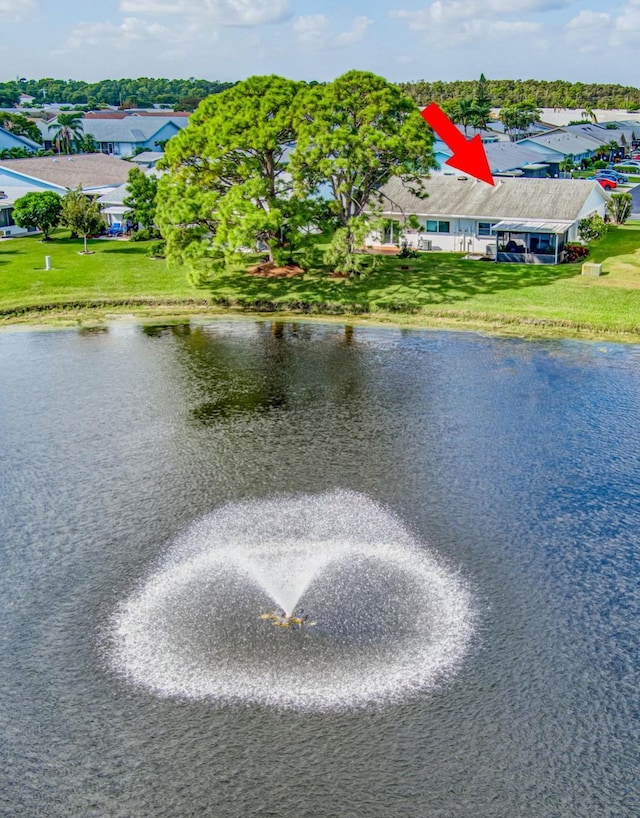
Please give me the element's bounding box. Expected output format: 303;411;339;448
421;102;495;186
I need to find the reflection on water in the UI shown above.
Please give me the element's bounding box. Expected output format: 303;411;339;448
0;320;639;817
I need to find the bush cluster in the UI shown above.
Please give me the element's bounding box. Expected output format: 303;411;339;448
563;243;590;263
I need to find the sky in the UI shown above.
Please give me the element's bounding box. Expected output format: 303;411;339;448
0;0;639;85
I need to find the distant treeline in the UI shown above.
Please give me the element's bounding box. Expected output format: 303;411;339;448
0;78;236;109
397;79;640;111
1;76;639;112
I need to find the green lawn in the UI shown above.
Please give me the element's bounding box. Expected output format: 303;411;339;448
2;224;640;338
0;232;196;312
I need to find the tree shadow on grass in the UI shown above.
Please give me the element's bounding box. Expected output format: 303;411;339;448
97;244;149;255
205;254;582;310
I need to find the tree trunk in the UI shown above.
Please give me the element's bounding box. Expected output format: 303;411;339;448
83;233;88;253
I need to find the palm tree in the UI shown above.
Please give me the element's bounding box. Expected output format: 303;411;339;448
582;106;597;124
606;139;620;162
454;98;477;136
48;112;84;155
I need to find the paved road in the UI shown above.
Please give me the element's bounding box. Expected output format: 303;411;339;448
630;183;640;219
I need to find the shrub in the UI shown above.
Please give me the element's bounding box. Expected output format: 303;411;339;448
146;240;166;258
563;243;589;263
593;160;609;169
129;227;161;242
613;166;640;175
578;213;608;243
398;244;418;259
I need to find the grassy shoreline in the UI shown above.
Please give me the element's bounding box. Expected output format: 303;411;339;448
2;224;640;341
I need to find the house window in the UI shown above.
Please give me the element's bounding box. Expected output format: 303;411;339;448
0;207;14;228
477;222;495;237
425;220;450;233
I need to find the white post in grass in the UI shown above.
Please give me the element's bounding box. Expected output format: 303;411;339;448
45;256;52;270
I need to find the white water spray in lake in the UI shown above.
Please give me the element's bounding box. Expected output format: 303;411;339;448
110;491;476;710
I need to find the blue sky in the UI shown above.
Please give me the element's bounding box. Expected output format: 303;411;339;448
1;0;638;84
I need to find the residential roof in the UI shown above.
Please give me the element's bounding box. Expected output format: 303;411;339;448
561;123;635;145
483;141;560;173
0;126;41;150
96;182;129;205
372;176;607;222
0;154;133;190
493;219;570;234
83;111;191;119
519;131;601;156
129;151;164;164
36;116;185;144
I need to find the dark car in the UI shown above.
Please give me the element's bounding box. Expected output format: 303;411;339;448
595;170;628;183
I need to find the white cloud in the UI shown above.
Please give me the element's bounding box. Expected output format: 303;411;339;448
391;2;543;43
391;0;570;31
566;2;640;51
0;0;38;22
293;14;373;50
52;16;216;61
119;0;291;26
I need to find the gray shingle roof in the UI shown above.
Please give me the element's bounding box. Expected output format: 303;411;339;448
483;142;558;173
372;176;607;221
0;154;133;189
520;131;601;156
37;116;184;144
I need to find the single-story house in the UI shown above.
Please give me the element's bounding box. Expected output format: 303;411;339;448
0;154;132;236
365;175;609;265
517;131;600;164
36;115;186;157
0;126;41;154
562;123;636;155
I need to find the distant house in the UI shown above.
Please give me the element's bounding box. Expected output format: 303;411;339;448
0;127;41;154
365;175;609;265
0;154;132;237
517;131;600;164
35;115;186;157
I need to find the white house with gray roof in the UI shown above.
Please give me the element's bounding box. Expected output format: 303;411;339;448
36;116;185;157
366;176;609;264
0;154;132;236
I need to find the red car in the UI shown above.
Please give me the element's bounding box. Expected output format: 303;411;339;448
595;177;617;191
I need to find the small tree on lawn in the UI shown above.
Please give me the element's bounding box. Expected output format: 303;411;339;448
123;166;159;232
606;192;633;225
12;191;63;240
578;213;608;243
61;187;105;253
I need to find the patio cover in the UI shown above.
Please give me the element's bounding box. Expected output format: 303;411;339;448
492;220;571;234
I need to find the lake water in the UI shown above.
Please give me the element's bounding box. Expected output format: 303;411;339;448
0;320;638;817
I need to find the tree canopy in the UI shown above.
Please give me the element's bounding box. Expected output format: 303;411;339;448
61;188;104;252
0;112;42;143
123;167;159;230
157;75;309;267
12;191;63;240
292;70;434;236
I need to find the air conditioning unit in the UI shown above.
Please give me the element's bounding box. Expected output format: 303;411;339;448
0;228;12;237
417;237;432;251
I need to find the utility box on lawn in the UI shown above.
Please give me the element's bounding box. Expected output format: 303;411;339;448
581;262;602;276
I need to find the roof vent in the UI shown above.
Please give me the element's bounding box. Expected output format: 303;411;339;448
457;175;468;181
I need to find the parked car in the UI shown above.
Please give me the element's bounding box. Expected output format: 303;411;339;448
595;170;628;183
632;153;640;160
614;161;640;171
587;177;617;190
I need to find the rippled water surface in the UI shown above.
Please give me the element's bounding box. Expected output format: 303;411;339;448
0;321;639;817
